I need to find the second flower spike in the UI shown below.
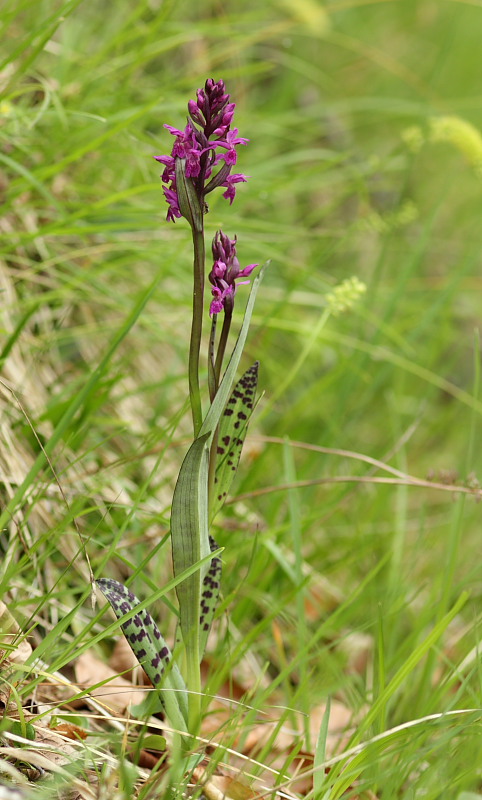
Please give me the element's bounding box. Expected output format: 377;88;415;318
209;231;257;316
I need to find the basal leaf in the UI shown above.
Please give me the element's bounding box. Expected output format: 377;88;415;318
96;578;188;731
211;362;258;520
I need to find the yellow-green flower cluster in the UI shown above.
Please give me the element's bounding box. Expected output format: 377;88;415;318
402;115;482;176
401;125;425;153
326;276;366;316
356;200;418;234
430;116;482;175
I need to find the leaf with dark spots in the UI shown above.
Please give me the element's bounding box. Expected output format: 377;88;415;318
97;578;188;730
199;535;222;658
211;362;259;520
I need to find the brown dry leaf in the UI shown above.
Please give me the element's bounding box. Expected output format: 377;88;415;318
136;749;161;769
30;725;78;767
52;722;88;741
0;600;32;665
304;574;344;618
35;671;85;711
337;631;373;675
0;738;97;799
309;699;354;749
192;767;258;800
241;719;299;754
229;700;353;758
0;725;78;773
201;699;357;798
75;650;147;713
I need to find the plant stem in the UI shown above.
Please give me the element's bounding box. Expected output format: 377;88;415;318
186;626;202;738
208;315;217;403
188;225;205;437
207;309;232;513
214;309;232;388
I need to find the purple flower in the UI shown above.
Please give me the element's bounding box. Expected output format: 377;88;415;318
163;184;182;222
221;173;249;204
216;129;249;166
153;79;249;223
208;231;257;315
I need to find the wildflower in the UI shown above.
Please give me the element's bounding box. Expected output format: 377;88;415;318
163;185;182;222
326;276;366;316
429;115;482;176
220;172;249;204
401;125;425;153
154;79;249;223
208;231;257;315
402;116;482;177
216;128;249;166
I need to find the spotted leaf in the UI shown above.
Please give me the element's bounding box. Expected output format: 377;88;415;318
211;362;258;519
96;578;188;730
199;535;222;657
173;536;222;661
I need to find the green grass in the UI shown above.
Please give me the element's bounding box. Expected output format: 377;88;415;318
1;0;482;797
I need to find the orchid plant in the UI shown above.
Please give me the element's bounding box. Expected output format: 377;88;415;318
96;79;264;743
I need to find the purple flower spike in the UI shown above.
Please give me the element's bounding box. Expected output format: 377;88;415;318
208;231;257;315
153;79;249;223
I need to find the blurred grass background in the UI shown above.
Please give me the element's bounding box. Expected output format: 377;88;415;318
1;0;482;797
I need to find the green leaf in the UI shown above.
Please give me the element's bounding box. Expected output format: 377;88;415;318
8;720;36;743
96;578;188;732
139;734;167;752
171;535;222;661
170;433;211;658
211;361;259;519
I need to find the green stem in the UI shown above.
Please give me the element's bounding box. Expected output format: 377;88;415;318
188;225;205;437
214;309;232;388
207;309;232;513
208;315;217;403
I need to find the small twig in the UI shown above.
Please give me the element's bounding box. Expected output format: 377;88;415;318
229;474;481;504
